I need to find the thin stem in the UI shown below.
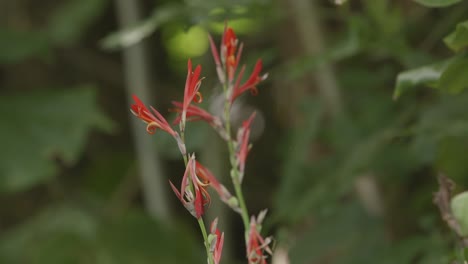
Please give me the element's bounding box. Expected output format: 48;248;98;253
180;130;188;165
198;218;214;264
179;127;211;264
223;84;250;230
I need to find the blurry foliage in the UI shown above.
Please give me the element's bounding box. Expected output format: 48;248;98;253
0;87;114;193
394;17;468;98
0;0;109;63
274;0;468;263
2;0;468;263
413;0;463;7
0;205;202;264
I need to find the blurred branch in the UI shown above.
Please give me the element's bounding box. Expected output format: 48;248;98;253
434;173;468;247
288;0;343;117
114;0;170;220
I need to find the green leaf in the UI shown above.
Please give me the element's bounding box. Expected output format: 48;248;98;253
451;191;468;236
101;4;182;50
0;86;114;193
0;206;98;264
97;212;203;263
0;206;202;264
439;55;468;93
413;0;463;7
436;136;468;182
0;28;50;64
444;20;468;52
393;59;452;99
47;0;109;45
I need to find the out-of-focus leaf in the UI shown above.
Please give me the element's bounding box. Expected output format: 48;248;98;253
290;202;449;264
410;93;468;166
0;28;50;64
0;0;108;63
101;4;183;50
0;206;98;264
84;152;133;198
439;55;468;93
0;86;114;193
413;0;463;7
444;20;468;52
393;58;453;99
97;212;203;264
47;0;109;45
451;191;468;236
164;24;209;59
436;136;468;182
0;206;202;264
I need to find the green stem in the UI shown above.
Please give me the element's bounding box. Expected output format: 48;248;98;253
223;85;250;230
179;128;211;263
198;218;213;264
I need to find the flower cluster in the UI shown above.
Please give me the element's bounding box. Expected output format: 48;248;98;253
130;24;271;264
209;25;268;104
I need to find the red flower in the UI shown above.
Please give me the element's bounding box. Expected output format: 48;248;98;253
230;60;267;103
181;59;204;129
247;211;272;264
210;218;225;264
209;26;243;84
222;27;243;82
169;155;209;219
172;101;216;125
130;95;177;137
236;112;256;181
195;161;238;212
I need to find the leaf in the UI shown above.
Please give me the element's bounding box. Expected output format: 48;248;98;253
0;28;50;64
439;55;468;93
101;4;183;50
0;206;202;264
0;206;98;264
451;191;468;236
0;86;114;193
97;211;203;263
413;0;463;7
47;0;109;45
393;58;453;99
444;20;468;52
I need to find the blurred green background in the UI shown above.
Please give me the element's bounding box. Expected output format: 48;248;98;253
2;0;468;263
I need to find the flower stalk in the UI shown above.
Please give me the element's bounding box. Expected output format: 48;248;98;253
130;23;271;264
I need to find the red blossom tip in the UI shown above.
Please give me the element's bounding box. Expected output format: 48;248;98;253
130;95;176;137
230;59;266;103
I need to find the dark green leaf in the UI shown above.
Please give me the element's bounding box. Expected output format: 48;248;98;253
0;86;114;193
444;20;468;52
0;206;98;264
439;55;468;93
47;0;109;45
451;191;468;236
0;206;201;264
413;0;463;7
0;28;50;64
97;212;203;264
